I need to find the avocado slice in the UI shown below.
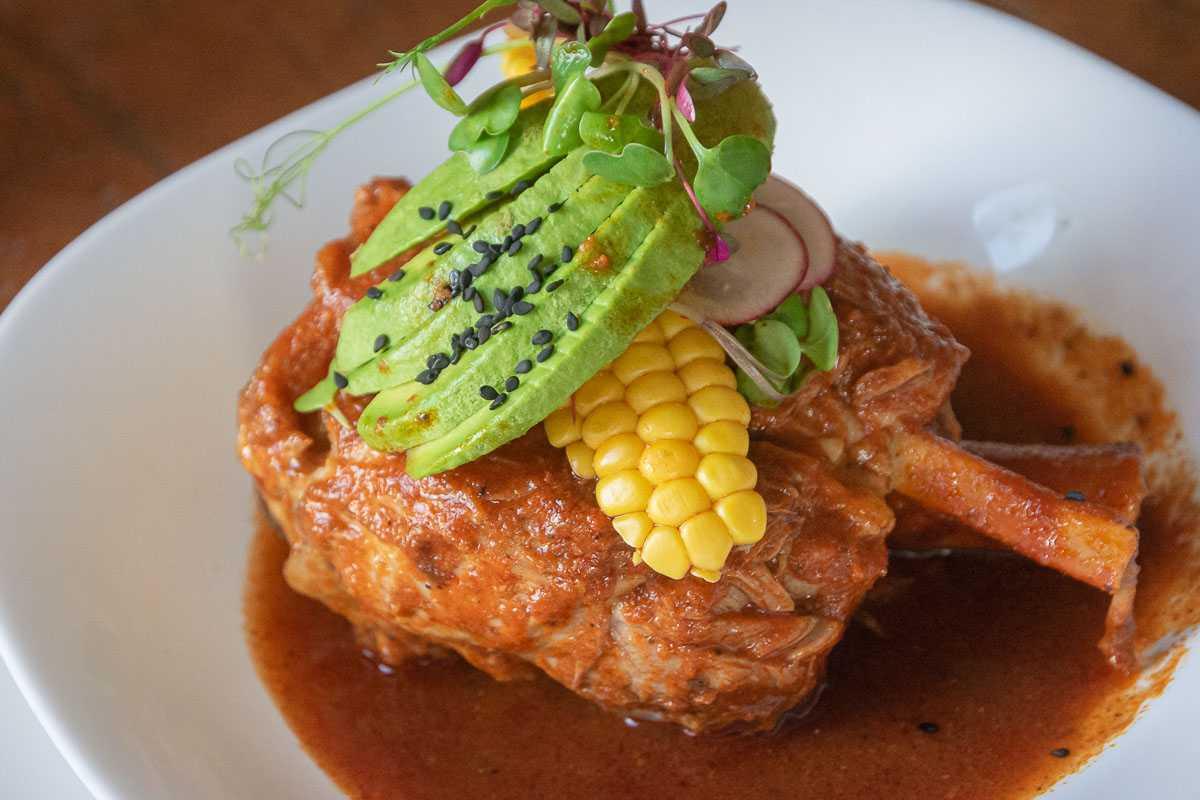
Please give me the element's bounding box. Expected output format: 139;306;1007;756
332;147;597;381
357;181;680;450
402;196;703;477
349;100;562;277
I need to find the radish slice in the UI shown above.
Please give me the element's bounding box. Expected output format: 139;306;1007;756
675;205;809;325
755;175;837;289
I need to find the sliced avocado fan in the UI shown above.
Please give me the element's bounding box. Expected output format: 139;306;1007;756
298;72;776;477
359;180;682;453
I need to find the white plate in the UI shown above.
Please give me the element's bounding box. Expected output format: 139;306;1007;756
2;1;1199;797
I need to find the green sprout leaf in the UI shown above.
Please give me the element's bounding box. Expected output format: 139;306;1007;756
465;130;511;174
797;287;838;371
448;84;523;151
587;12;637;65
551;41;593;95
742;318;803;377
733;288;839;406
582;143;674;186
579;111;664;153
414;52;467;115
542;74;602;155
766;293;809;339
539;0;581;24
692;134;771;217
378;0;515;77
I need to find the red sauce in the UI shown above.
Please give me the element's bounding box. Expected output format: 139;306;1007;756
245;256;1200;799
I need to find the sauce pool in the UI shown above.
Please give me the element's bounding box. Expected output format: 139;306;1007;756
245;255;1200;800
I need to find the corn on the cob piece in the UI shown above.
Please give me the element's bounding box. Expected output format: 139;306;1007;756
542;311;768;581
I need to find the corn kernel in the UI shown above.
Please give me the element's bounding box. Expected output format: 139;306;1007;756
565;441;596;479
592;433;645;478
696;453;758;499
714;490;767;544
694;420;750;456
611;343;675;385
625;370;687;414
688;385;752;426
667;326;725;368
679;511;734;572
581;402;638;449
612;512;652;548
574;371;624;418
678;358;736;394
646;477;710;526
638;440;701;484
657;309;695;339
595;469;653;517
690;567;721;582
636;402;698;442
641;526;690;580
544;407;582;447
632;320;665;344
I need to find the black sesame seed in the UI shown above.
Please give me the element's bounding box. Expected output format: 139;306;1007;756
437;200;452;220
448;269;461;287
432;354;450;370
486;190;504;201
468;262;486;278
490;393;508;410
463;334;479;350
527;253;544;273
537;345;554;363
493;288;508;310
561;245;574;262
477;314;496;329
546;279;564;293
472;240;491;254
512;223;526;239
481;251;497;266
449;349;462;365
1065;490;1086;502
502;234;513;249
565;311;579;331
510;286;525;303
525;216;542;235
532;330;552;346
527;278;542;294
463;285;476;301
512;180;531;195
515;359;532;374
462;224;477;238
491;321;513;335
548;201;563;213
477;326;491;344
426;353;440;368
333;372;348;389
446;220;464;236
434;242;453;255
388;268;406;282
1051;748;1070;758
418;206;435;220
512;300;534;315
415;370;436;385
505;376;519;392
542;262;558;276
917;722;939;734
1120;360;1136;376
508;240;523;256
490;242;504;255
479;385;499;400
373;334;389;352
472;293;485;313
366;286;384;299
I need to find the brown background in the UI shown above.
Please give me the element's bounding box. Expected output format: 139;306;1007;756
2;0;1198;313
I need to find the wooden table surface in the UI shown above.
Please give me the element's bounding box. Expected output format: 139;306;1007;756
2;0;1197;313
